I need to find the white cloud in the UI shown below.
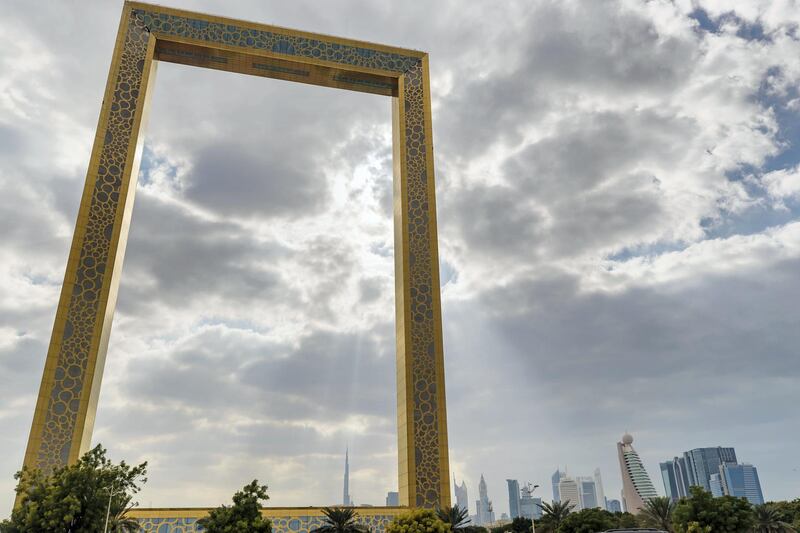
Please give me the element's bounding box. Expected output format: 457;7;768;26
762;166;800;200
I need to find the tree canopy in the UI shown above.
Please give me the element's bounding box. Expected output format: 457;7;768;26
672;486;754;533
0;444;146;533
640;496;675;532
311;507;369;533
437;505;484;533
197;480;272;533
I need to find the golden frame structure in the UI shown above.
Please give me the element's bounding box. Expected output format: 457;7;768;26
24;1;450;513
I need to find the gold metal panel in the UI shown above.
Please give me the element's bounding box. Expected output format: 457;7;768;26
23;1;450;509
129;506;406;533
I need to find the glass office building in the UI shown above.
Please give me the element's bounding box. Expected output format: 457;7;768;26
721;463;764;505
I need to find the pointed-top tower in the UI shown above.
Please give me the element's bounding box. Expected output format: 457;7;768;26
453;473;469;513
476;474;494;525
343;447;352;506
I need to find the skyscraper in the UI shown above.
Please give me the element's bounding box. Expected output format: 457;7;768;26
507;479;521;519
520;484;542;520
607;499;622;513
661;455;694;501
558;477;582;511
683;447;737;491
720;463;764;505
594;468;607;511
617;432;658;513
454;474;469;514
476;474;495;526
343;448;352;506
386;492;399;506
660;461;681;502
551;469;565;502
579;477;598;509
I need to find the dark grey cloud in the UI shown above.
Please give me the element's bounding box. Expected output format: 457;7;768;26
437;0;697;158
116;190;296;316
184;140;328;218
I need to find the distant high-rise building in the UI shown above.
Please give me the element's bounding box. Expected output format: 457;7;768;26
660;461;681;502
709;473;724;497
579;477;598;509
661;455;694;501
617;432;658;513
386;491;399;506
674;455;695;497
551;469;565;502
475;474;495;526
558;477;582;511
607;499;622;513
720;463;764;505
532;498;543;519
454;474;469;514
343;448;352;506
506;479;521;519
594;468;607;510
683;447;737;491
520;483;542;520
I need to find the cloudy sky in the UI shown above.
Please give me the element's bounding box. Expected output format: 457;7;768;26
2;0;800;518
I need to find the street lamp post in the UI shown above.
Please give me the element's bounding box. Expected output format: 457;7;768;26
525;483;540;533
103;481;116;533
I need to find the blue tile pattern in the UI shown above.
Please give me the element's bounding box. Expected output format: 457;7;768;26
135;512;397;533
135;9;420;73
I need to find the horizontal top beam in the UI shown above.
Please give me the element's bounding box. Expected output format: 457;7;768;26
127;1;427;61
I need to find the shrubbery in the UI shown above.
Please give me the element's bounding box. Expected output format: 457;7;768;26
388;509;449;533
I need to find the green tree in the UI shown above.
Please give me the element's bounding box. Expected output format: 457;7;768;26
388;509;449;533
640;496;675;532
555;507;616;533
537;501;575;529
0;444;146;533
197;480;272;533
510;516;532;533
312;507;369;533
752;504;796;532
437;505;482;533
672;486;754;533
685;523;712;533
763;501;800;532
615;512;640;528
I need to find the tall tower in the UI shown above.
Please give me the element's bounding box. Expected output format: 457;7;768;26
594;468;607;510
551;469;565;502
454;474;469;514
683;447;737;491
506;479;521;518
343;448;352;506
617;433;658;513
476;474;495;525
558;477;582;511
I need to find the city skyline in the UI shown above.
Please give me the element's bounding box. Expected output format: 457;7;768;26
331;436;769;517
1;0;799;518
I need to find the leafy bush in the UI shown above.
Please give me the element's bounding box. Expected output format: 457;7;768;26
0;444;146;533
197;480;272;533
387;509;449;533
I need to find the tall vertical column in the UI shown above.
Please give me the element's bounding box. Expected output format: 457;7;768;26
23;7;156;473
393;57;450;509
